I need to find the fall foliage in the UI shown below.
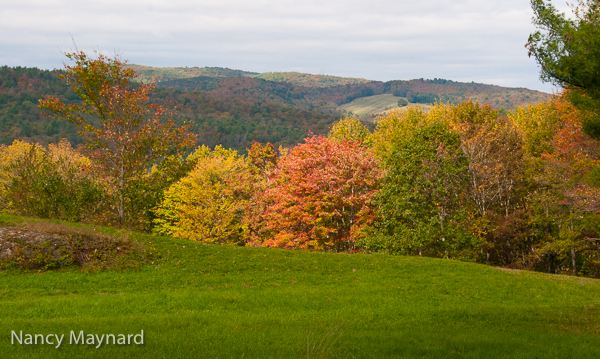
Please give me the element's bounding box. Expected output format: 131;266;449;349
38;51;196;227
250;136;383;251
0;52;598;278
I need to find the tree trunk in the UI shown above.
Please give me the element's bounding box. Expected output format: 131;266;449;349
571;247;577;276
119;174;125;229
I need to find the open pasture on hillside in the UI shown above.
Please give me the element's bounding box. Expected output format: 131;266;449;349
1;215;599;359
338;94;431;118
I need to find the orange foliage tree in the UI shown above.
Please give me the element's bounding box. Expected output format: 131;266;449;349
38;51;196;227
539;94;600;275
251;136;384;251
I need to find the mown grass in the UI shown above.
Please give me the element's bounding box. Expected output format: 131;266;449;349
1;214;599;358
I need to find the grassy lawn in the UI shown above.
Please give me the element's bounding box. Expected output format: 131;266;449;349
1;214;599;358
338;94;431;118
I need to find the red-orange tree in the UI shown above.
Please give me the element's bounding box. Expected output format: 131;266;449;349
254;136;384;251
39;51;196;227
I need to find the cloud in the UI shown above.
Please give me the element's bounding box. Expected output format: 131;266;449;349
0;0;571;91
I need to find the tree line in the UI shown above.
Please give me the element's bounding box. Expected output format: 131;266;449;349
1;0;599;277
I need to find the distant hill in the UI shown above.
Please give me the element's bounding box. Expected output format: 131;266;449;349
129;65;549;112
385;78;548;113
0;66;338;152
128;65;372;89
0;65;550;152
157;74;549;115
127;65;259;83
253;72;371;88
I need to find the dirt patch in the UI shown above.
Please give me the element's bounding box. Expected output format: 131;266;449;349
0;223;150;272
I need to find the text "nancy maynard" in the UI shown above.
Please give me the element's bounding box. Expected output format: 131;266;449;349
11;330;144;348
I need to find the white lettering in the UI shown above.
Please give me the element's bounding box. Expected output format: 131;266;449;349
55;334;64;349
46;334;54;345
24;334;32;345
134;330;144;345
11;331;22;344
117;334;126;344
35;334;44;344
70;330;84;345
128;334;133;344
94;334;105;348
105;334;115;345
86;334;95;345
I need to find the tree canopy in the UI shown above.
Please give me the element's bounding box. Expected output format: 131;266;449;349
527;0;600;139
38;51;196;227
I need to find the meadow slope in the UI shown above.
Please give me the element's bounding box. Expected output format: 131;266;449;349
1;216;599;359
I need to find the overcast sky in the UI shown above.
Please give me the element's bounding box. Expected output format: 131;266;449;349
1;0;573;92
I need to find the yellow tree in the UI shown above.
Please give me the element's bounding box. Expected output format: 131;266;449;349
153;146;249;244
328;117;373;146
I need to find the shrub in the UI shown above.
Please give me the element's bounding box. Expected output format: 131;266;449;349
0;139;105;222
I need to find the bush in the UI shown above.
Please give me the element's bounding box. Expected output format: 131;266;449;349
0;140;105;221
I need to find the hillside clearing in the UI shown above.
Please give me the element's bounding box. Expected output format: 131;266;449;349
338;94;431;118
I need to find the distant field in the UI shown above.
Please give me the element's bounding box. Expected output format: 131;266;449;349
338;94;430;118
2;214;600;358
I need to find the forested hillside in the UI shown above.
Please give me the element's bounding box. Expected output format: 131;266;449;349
0;65;548;152
127;64;259;83
0;66;338;152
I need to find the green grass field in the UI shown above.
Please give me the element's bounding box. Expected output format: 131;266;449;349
1;214;599;358
338;94;431;118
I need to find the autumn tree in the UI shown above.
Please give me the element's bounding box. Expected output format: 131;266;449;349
242;142;281;242
527;0;600;139
508;93;600;275
253;136;383;251
153;146;249;244
38;51;196;227
0;139;104;221
328;117;372;146
441;102;527;265
368;107;476;257
538;95;600;275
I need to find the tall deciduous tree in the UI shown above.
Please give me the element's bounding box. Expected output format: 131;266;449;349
527;0;600;139
38;51;196;227
254;136;383;251
370;107;475;257
153;146;249;244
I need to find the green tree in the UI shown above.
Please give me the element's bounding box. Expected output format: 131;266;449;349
38;51;196;228
368;107;477;257
527;0;600;139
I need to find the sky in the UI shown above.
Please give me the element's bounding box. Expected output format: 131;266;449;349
1;0;573;92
